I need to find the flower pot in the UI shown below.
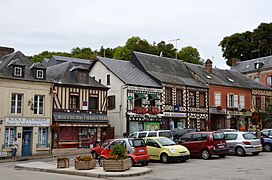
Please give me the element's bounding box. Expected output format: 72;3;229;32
57;157;69;168
75;160;96;170
103;158;132;172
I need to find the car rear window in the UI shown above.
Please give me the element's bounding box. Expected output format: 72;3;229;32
129;139;146;147
159;131;172;138
147;132;157;137
138;132;147;138
212;132;225;140
243;133;258;140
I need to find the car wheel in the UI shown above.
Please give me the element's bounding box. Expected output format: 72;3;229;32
235;147;245;156
252;152;260;156
160;153;169;163
201;149;211;160
140;161;149;166
98;157;105;167
218;154;226;158
129;157;135;166
91;151;98;159
263;144;272;152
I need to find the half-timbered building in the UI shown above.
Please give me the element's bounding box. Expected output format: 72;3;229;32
47;62;109;149
131;52;209;131
90;57;163;137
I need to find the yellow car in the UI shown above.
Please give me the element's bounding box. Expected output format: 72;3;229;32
144;137;190;163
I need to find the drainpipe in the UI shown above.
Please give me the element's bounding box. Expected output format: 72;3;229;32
120;85;128;138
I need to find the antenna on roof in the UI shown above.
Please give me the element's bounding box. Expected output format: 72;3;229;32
168;38;180;59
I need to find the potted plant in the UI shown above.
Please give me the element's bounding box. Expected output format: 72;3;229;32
74;155;96;170
57;157;69;168
103;144;132;172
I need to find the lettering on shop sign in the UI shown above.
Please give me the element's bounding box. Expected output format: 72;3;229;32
5;117;50;127
163;112;186;117
57;115;108;121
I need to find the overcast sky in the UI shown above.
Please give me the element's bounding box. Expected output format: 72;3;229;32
1;0;272;69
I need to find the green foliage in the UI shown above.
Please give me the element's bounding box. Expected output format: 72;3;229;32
219;22;272;66
30;51;70;63
108;144;127;160
70;47;96;59
177;46;203;65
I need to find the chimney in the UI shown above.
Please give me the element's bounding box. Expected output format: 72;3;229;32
0;46;14;59
205;59;213;73
231;58;240;66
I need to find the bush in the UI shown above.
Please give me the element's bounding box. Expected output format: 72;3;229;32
108;144;127;160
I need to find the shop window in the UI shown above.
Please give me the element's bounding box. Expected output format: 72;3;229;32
107;95;115;110
4;127;16;148
199;93;205;107
165;87;172;105
189;91;196;107
176;88;183;106
34;95;44;115
70;93;79;109
38;127;48;147
214;93;221;107
11;93;23;114
89;96;98;110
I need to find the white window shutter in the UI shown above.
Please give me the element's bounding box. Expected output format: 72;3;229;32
234;95;238;108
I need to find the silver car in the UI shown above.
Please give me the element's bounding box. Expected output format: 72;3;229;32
225;131;262;156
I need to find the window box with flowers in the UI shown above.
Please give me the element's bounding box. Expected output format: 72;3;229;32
103;144;132;172
74;155;96;170
133;106;147;114
148;106;160;115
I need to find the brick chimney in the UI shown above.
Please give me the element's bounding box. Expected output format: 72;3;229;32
0;46;14;59
205;59;213;73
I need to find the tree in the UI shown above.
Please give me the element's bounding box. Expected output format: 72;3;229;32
30;51;70;63
177;46;203;65
155;41;176;58
219;22;272;66
70;47;96;59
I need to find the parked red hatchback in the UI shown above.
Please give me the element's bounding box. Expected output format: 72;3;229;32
98;138;150;166
178;131;229;160
90;139;114;159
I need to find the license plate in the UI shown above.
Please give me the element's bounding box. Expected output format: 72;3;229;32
138;149;144;152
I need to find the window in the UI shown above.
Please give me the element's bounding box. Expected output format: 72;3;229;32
38;127;48;147
138;132;147;138
189;91;196;107
145;139;157;146
11;93;22;114
256;96;261;110
176;88;183;105
165;87;172;105
4;127;16;148
99;79;101;83
265;97;271;111
239;95;245;109
129;133;137;138
227;94;234;107
14;67;22;77
147;132;157;137
34;95;44;115
254;77;260;83
191;133;202;141
179;134;191;142
107;74;110;85
78;72;88;83
190;119;196;129
89;96;98;110
214;93;221;107
36;70;44;79
226;133;238;140
107;95;115;110
267;76;272;86
199;93;205;107
70;93;79;109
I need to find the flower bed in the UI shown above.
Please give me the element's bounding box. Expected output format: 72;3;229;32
103;158;131;172
74;155;96;170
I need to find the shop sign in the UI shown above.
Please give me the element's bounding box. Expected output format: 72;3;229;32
58;123;108;127
163;112;186;118
57;115;108;121
144;122;160;131
0;152;7;157
5;117;50;127
228;111;252;116
82;101;88;110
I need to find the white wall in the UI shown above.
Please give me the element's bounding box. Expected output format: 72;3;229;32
90;61;127;137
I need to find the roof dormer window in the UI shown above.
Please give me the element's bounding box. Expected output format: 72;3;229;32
36;70;44;79
14;67;22;77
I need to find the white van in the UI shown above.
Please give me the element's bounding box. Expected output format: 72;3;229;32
128;130;173;140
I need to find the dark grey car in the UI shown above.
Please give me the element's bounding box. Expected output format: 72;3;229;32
225;131;262;156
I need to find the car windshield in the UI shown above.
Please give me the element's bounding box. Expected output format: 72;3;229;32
156;138;176;146
243;133;258;140
129;139;146;147
212;132;225;140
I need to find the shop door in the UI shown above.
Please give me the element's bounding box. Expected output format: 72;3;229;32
22;128;32;156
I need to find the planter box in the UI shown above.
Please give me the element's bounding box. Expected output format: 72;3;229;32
57;157;69;168
75;160;96;170
103;158;132;172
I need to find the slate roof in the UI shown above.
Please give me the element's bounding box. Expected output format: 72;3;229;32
230;55;272;73
185;62;272;91
0;51;49;83
42;55;91;68
131;51;208;88
47;61;108;89
94;57;161;88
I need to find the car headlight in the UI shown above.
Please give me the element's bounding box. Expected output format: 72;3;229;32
169;149;176;154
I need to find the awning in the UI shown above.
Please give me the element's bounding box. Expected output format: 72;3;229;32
135;93;146;99
149;93;160;100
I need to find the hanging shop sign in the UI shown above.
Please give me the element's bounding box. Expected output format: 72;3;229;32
5;117;50;127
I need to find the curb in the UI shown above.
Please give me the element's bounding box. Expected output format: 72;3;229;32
15;165;152;178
